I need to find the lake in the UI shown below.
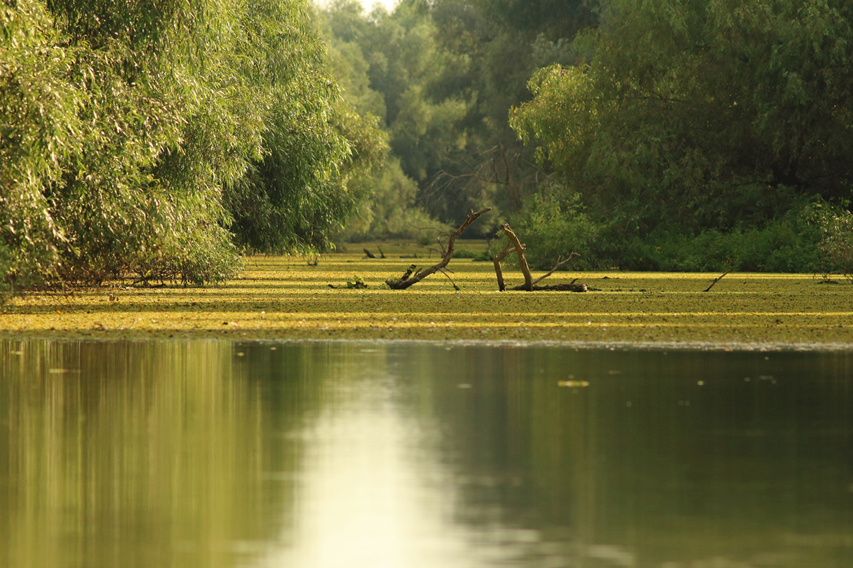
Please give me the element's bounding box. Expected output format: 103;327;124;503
1;338;851;567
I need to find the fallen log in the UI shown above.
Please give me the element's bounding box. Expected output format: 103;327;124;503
517;280;588;292
386;208;492;289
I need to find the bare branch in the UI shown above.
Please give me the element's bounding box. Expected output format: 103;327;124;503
704;270;730;292
386;208;492;289
492;242;517;292
439;269;460;290
500;224;533;291
493;226;584;292
531;253;581;286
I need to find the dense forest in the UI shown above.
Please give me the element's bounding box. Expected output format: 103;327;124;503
322;0;853;273
3;0;853;293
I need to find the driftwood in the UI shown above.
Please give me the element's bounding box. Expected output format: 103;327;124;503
386;208;492;289
363;247;386;259
493;223;583;291
526;279;588;292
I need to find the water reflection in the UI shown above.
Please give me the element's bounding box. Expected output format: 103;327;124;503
1;339;852;567
0;339;289;568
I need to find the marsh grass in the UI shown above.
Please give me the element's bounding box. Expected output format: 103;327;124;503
1;243;851;347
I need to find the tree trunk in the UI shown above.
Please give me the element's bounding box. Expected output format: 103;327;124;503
493;224;581;291
499;223;533;290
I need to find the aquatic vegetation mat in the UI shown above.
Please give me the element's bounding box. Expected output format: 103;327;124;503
1;245;852;347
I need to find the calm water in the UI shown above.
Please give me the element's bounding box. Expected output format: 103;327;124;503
1;339;851;568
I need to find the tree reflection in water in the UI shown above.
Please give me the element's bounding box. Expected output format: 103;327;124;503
1;340;851;568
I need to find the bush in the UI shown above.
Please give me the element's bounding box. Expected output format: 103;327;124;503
809;202;853;280
505;193;823;273
594;206;822;273
452;247;491;261
508;182;601;270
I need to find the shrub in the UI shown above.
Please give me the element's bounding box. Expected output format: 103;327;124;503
809;202;853;280
509;182;601;270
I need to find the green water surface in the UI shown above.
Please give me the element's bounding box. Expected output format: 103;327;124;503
1;339;851;567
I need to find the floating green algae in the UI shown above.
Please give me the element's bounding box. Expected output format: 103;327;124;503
1;246;851;347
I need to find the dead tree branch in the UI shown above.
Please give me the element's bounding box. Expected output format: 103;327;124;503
501;224;534;290
424;145;545;212
492;243;518;291
436;234;447;257
507;255;583;291
704;270;730;292
439;269;460;291
386;208;492;289
531;253;580;286
494;224;583;291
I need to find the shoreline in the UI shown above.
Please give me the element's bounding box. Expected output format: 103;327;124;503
2;332;852;353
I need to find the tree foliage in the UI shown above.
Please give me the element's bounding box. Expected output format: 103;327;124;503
318;0;597;236
2;0;376;291
809;201;853;280
317;0;460;240
511;0;853;264
424;0;597;226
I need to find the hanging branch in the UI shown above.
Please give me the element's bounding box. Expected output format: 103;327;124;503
385;208;492;289
439;269;460;291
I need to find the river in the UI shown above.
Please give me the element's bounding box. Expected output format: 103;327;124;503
1;339;851;567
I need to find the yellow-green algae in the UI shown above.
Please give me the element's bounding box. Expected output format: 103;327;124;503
1;245;852;348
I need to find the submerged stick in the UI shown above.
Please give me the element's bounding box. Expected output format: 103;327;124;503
704;270;730;292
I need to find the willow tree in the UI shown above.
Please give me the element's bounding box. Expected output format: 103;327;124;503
1;0;376;289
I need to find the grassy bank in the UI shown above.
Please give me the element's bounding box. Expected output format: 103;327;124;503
1;243;852;348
